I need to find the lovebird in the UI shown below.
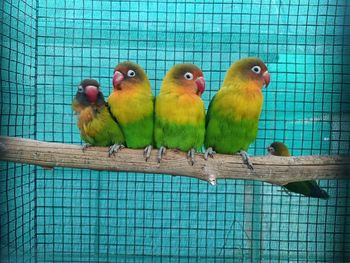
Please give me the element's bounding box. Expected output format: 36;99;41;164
268;141;329;199
72;79;125;156
154;64;206;165
204;57;270;169
108;61;154;161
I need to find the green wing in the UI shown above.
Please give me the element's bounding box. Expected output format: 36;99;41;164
205;94;258;154
81;106;125;147
284;181;329;199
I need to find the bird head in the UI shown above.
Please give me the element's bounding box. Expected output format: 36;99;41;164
112;61;149;91
164;63;205;96
225;57;270;89
75;79;105;106
267;142;290;156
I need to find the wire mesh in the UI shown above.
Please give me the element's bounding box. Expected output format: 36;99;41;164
1;0;37;262
1;0;350;262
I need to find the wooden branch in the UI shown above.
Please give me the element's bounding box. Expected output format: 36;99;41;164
0;136;349;185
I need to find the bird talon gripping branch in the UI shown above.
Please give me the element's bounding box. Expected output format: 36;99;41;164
143;145;153;162
204;147;216;160
81;143;91;152
108;144;125;157
157;146;166;163
187;148;196;166
240;150;254;170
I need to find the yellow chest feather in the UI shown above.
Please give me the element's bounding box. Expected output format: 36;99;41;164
108;88;153;124
77;107;100;137
215;84;263;120
156;92;205;125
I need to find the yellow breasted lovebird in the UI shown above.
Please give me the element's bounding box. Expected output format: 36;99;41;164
108;61;154;161
72;79;125;156
204;57;270;169
154;64;206;165
268;142;329;199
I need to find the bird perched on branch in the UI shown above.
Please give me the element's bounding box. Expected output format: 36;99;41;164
154;64;206;165
268;141;329;199
108;61;154;161
72;79;125;156
204;57;270;169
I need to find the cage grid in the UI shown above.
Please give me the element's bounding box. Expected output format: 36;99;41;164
1;0;350;262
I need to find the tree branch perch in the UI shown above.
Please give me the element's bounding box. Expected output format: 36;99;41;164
0;136;349;185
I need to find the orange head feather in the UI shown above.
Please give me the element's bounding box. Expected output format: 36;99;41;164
223;57;270;89
161;64;205;96
112;61;150;91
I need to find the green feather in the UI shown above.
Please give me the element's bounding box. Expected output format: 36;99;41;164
284;181;329;200
121;112;154;148
270;142;329;199
155;117;205;152
80;106;125;147
205;95;258;154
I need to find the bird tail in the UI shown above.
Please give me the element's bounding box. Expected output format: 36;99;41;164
284;181;329;200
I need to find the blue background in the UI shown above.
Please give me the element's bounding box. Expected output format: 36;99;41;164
0;0;349;262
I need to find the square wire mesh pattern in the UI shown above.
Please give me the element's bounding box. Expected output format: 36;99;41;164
0;0;350;262
1;0;37;262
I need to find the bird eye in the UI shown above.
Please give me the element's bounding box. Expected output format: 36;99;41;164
78;86;84;93
184;72;193;80
251;66;261;74
127;70;136;77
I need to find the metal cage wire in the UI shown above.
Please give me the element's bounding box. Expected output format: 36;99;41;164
0;0;349;262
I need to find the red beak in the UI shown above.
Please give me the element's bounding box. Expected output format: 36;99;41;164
113;71;124;90
263;71;270;88
85;85;99;103
195;77;205;95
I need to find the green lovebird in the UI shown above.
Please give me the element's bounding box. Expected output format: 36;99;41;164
154;64;206;165
204;57;270;169
72;79;125;156
268;142;329;199
108;61;154;161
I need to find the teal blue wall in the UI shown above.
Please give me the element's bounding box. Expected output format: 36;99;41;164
1;0;350;262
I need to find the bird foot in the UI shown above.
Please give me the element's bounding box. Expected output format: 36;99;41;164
108;144;125;157
239;150;254;170
187;148;196;166
82;143;91;152
204;147;216;160
143;145;153;162
157;146;166;163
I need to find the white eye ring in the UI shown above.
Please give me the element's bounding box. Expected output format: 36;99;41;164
78;86;84;93
184;72;193;80
251;66;261;74
127;70;136;77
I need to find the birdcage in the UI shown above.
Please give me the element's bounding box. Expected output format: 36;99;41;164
0;0;349;262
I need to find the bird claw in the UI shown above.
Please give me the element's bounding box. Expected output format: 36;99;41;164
143;145;153;162
157;146;166;163
204;147;216;160
187;148;196;166
108;144;125;157
239;150;254;170
82;143;91;152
